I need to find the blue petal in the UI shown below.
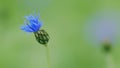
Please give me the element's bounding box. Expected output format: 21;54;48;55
25;15;39;24
37;21;42;29
21;14;43;33
29;19;42;31
24;21;38;32
27;22;38;32
21;25;34;32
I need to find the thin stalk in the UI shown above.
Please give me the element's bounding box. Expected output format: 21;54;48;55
45;44;51;68
106;53;116;68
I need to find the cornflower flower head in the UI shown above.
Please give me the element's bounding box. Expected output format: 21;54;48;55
21;15;42;32
21;14;50;45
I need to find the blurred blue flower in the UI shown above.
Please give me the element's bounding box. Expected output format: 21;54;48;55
21;14;42;32
84;10;120;45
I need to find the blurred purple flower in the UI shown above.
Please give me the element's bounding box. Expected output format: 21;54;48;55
85;11;120;44
95;18;117;42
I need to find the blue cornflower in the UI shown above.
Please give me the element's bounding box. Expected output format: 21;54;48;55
21;14;50;45
21;14;42;33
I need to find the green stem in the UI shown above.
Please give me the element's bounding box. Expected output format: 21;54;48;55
106;53;116;68
45;44;51;68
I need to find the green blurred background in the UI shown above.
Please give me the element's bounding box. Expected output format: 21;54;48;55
0;0;120;68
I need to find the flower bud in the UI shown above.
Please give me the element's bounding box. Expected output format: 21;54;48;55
34;29;50;45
